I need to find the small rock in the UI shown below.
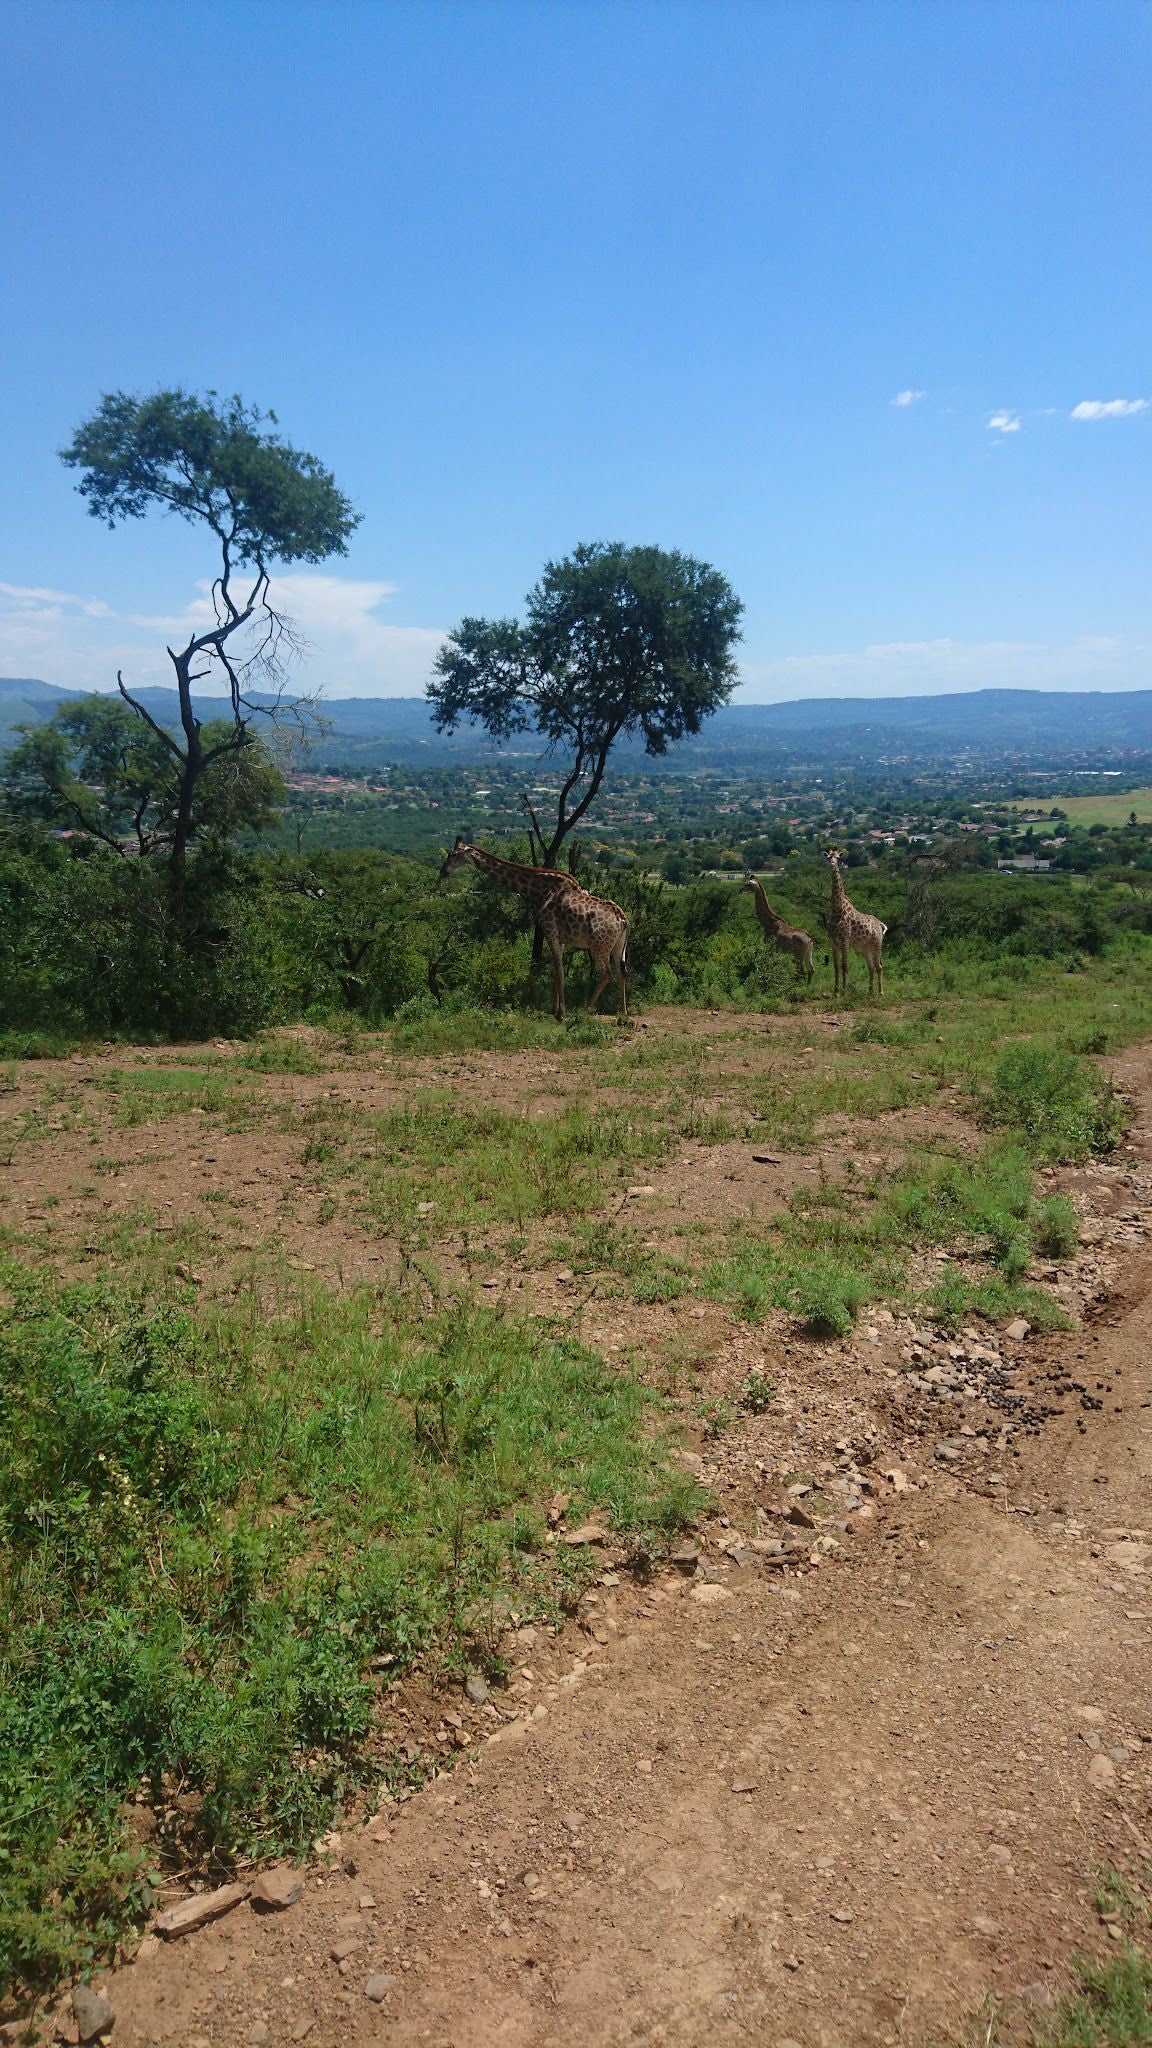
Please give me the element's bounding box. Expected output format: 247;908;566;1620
690;1582;732;1606
1087;1753;1118;1787
364;1974;397;2003
670;1542;701;1574
972;1915;1000;1937
564;1522;609;1547
1005;1318;1031;1342
331;1936;361;1961
1019;1980;1056;2012
248;2025;271;2048
731;1779;757;1795
72;1986;114;2043
251;1865;303;1911
561;1810;585;1833
636;1757;653;1775
288;2022;315;2043
627;1186;656;1198
786;1503;816;1529
465;1673;489;1705
830;1908;854;1924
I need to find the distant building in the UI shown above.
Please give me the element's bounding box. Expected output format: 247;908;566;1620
997;855;1052;872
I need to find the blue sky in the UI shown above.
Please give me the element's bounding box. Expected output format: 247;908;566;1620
1;0;1149;701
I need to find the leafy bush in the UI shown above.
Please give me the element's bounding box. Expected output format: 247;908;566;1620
981;1043;1125;1162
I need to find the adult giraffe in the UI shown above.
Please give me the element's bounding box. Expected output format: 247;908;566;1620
824;847;886;996
439;839;629;1022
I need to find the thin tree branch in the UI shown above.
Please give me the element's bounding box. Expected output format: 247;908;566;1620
115;671;182;758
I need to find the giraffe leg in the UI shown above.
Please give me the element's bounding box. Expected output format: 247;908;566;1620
549;935;566;1021
587;972;612;1014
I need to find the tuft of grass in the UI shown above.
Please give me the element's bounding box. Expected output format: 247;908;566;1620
0;1259;691;1998
243;1033;323;1074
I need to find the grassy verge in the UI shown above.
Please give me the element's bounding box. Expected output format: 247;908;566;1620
0;1260;691;1998
701;1140;1080;1337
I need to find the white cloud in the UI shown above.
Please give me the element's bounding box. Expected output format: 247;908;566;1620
736;634;1149;701
891;389;925;407
987;410;1021;434
1070;398;1149;421
0;572;447;697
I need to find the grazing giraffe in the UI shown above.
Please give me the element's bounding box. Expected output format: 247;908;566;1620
742;875;815;984
438;838;630;1021
824;847;886;997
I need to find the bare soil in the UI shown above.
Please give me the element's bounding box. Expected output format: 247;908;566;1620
9;1028;1152;2048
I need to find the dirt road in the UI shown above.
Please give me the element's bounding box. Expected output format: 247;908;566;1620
61;1068;1152;2048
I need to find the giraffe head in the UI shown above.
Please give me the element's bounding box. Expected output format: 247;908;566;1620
741;874;757;894
823;846;842;871
439;835;471;880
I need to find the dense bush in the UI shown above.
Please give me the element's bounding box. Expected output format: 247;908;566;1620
1;823;1149;1041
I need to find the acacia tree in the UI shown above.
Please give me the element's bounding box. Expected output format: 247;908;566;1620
2;696;284;856
428;541;743;873
60;388;360;909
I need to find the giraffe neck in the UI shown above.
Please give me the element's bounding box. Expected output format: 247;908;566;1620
751;880;785;929
829;865;851;914
465;845;568;906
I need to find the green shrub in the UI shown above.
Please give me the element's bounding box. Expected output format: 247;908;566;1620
981;1043;1125;1162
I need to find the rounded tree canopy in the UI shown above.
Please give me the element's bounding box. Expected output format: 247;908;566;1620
60;388;361;569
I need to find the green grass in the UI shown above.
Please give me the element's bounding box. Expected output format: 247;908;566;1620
92;1064;257;1128
703;1142;1081;1336
389;1004;618;1055
242;1033;324;1074
362;1093;675;1233
1022;785;1152;827
0;1259;691;1998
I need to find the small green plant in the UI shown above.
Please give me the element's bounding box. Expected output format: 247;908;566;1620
787;1255;868;1338
739;1369;775;1413
1033;1193;1081;1260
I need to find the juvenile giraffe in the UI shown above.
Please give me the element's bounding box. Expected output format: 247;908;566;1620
742;875;815;984
439;838;629;1022
824;847;886;997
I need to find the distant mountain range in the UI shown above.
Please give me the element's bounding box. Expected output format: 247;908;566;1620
4;676;1152;773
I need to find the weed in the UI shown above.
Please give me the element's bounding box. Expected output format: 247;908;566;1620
739;1369;775;1413
1033;1194;1081;1260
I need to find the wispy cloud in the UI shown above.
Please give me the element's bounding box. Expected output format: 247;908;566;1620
1070;398;1149;421
0;581;112;619
736;634;1148;701
987;410;1021;434
0;573;446;697
891;389;925;407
